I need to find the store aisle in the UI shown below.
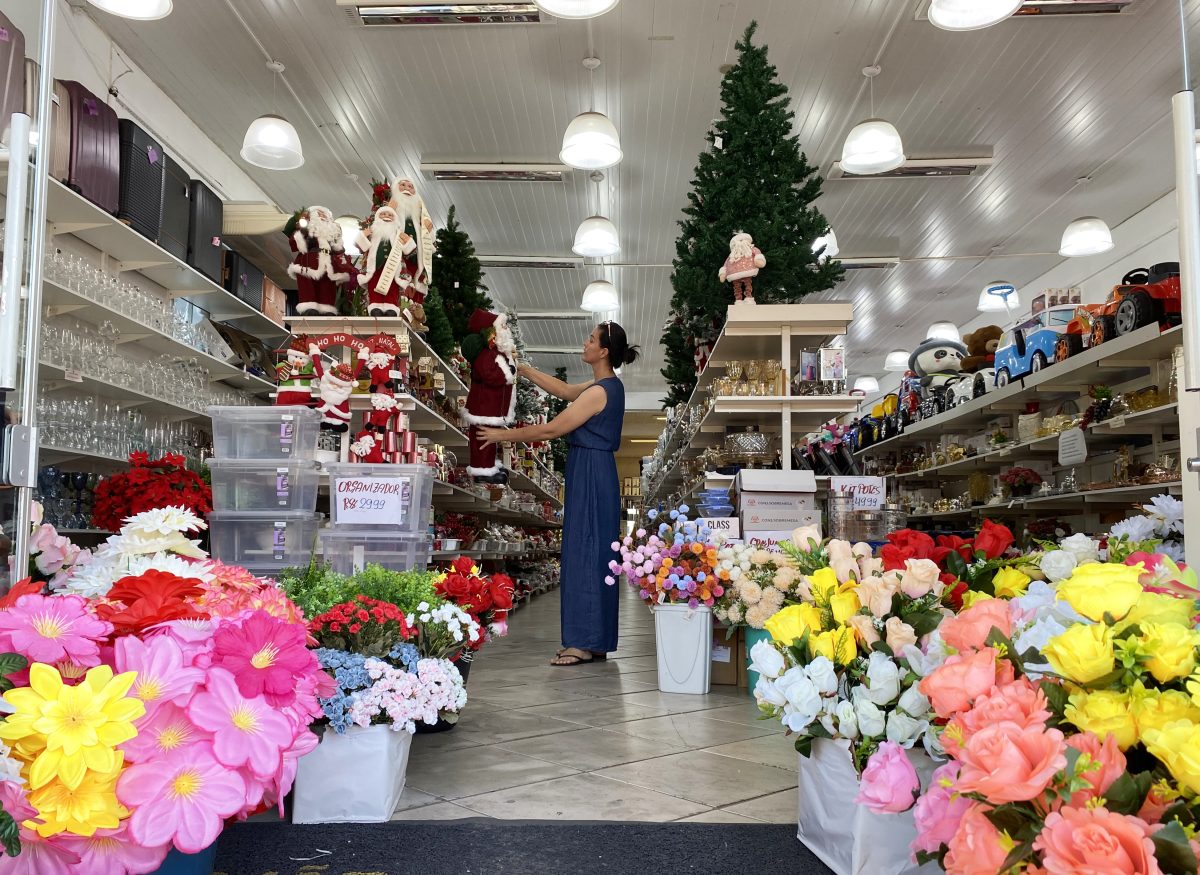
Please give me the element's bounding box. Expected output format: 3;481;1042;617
398;585;800;823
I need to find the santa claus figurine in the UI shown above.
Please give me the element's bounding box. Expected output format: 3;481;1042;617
355;205;413;318
275;336;316;407
718;232;766;304
363;391;399;435
459;309;517;483
309;344;368;432
365;347;400;395
285;206;357;316
349;430;387;464
388;178;436;304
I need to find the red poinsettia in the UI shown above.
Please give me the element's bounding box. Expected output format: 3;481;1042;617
973;519;1015;560
91;453;212;533
95;570;206;637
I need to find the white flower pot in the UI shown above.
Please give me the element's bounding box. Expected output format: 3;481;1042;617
292;724;413;823
796;739;939;875
652;604;712;695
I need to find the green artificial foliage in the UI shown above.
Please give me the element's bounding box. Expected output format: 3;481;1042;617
424;285;457;360
427;205;493;343
661;21;843;407
276;561;438;618
275;561;352;620
548;366;570;472
507;309;543;423
351;564;439;614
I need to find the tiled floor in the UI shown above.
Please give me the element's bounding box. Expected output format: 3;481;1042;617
399;584;799;823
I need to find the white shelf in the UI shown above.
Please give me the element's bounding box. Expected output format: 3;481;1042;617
432;480;562;529
908;481;1182;519
39;360;207;422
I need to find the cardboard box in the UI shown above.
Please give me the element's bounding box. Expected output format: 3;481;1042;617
261;277;287;326
741;529;821;551
711;626;739;685
741;509;821;532
735;469;817;495
739;492;817;512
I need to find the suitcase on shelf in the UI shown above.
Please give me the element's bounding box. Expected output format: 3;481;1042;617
0;11;25;148
23;63;70;183
261;276;286;325
187;178;223;283
222;248;264;311
117;119;165;240
159;153;190;262
61;80;119;213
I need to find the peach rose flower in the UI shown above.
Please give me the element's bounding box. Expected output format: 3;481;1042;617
956;720;1067;803
901;558;943;598
847;614;880;647
885;617;918;656
1066;731;1127;808
940;598;1014;653
920;647;1007;719
943;803;1010;875
857;574;901;619
1033;806;1161;875
943;677;1051;757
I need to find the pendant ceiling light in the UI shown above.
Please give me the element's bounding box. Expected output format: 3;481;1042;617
927;321;962;343
841;66;905;176
928;0;1022;31
852;376;880;395
884;350;910;372
86;0;172;19
1059;216;1113;257
535;0;619;18
580;279;619;312
978;281;1019;313
560;111;622;170
812;228;839;262
573;215;620;257
241;61;304;171
336;215;362;257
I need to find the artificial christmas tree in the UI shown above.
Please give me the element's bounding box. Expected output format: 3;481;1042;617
661;20;843;407
427;205;493;343
506;309;543;425
423;285;457;360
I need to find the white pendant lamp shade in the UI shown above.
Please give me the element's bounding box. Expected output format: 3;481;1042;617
852;376;880;395
336;216;362;257
560;112;622;170
572;215;620;257
978;281;1019;313
884;350;910;372
87;0;172;19
812;229;839;261
841;118;905;175
581;280;619;312
241;114;304;170
928;0;1022;31
1059;216;1114;258
535;0;619;18
928;321;962;343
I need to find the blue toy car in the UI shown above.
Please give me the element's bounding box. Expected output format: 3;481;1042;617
993;305;1075;386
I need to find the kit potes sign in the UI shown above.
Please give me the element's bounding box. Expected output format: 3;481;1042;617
830;476;886;510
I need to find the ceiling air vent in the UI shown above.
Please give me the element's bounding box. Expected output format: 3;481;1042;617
337;2;541;26
477;255;584;270
828;157;993;180
840;257;899;271
420;162;568;181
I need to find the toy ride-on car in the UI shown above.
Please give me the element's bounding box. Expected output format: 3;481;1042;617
1088;264;1182;348
993;304;1075;386
1054;303;1107;362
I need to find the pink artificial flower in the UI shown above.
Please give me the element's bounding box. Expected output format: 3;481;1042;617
1034;806;1161;875
920;647;1009;719
30;524;73;575
187;667;293;779
940;599;1014;653
206;561;262;592
118;742;247;855
0;830;81;875
955;720;1067;803
211;611;315;707
266;725;319;816
59;823;169;875
911;762;972;856
943;803;1010;875
121;702;210;764
855;742;920;813
146;619;216;667
0;781;35;823
0;593;111;666
114;634;205;714
943;677;1051;757
1065;732;1127;808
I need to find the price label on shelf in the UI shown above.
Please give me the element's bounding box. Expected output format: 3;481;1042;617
1107;415;1127;430
332;476;412;526
63;369;83;383
1058;428;1088;467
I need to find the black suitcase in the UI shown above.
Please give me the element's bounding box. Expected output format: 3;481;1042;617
222;249;264;311
0;11;25;148
117;119;165;240
159;154;190;262
187;179;223;283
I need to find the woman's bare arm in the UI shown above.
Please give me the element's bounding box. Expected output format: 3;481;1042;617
518;364;592;402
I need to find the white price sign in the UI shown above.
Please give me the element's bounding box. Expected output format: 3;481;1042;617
700;517;740;542
332;476;411;526
830;476;886;510
1058;428;1088;467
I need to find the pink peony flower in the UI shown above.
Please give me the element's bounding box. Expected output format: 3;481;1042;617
940;598;1013;653
210;610;315;707
114;634;205;714
118;742;248;854
121;702;210;764
58;823;169;875
943;804;1011;875
855;741;920;813
1034;806;1161;875
1065;732;1127;808
943;677;1051;757
955;720;1067;803
0;593;111;666
187;667;293;779
920;647;1008;719
911;762;972;856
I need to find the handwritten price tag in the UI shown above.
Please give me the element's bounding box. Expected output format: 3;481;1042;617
332;476;412;526
830;476;886;510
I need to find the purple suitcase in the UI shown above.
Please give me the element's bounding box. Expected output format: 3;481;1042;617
61;80;119;214
0;11;25;148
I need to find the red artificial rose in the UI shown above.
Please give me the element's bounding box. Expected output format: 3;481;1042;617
944;578;969;612
973;519;1014;560
880;529;937;571
438;574;477;603
451;556;476;576
936;534;975;564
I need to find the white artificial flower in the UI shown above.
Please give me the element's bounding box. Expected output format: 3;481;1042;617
862;651;901;706
107;529;207;559
755;677;787;709
0;742;23;784
1159;540;1186;563
1143;495;1184;537
1039;550;1077;583
1058;533;1100;564
748;639;786;681
123;506;206;537
818;700;839;737
776;668;822;730
834;700;859;741
804;656;838;696
1109;516;1157;544
886;712;929;748
853;697;886;738
897;684;930;719
922;723;947;761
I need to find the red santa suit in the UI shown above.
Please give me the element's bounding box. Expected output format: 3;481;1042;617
310;345;367;432
349;430;387;464
355;206;415;317
286;207;357;316
365;350;400;395
459;310;517;481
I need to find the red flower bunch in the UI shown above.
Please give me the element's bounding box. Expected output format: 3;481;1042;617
880;529;938;572
91;452;212;533
973;518;1015;560
95;570;206;637
435;557;514;635
999;466;1044;488
309;595;414;657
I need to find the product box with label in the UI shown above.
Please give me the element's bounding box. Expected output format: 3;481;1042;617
741;509;821;533
700;517;740;542
736;469;819;530
742;529;820;552
711;626;740;686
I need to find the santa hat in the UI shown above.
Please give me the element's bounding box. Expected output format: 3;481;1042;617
467;309;499;335
277;335;311;354
331;363;355;381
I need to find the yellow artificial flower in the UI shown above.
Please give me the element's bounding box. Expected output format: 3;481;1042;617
1187;670;1200;709
808;567;850;604
960;591;994;610
28;760;126;837
1142;720;1200;796
1124;592;1199;629
1130;683;1200;737
0;664;144;791
1139;623;1200;684
1065;689;1137;749
763;604;822;646
809;627;857;666
1043;623;1115;684
992;567;1031;599
829;591;861;625
1056;563;1144;622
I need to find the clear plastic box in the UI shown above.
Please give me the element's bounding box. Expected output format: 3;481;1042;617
319;529;432;575
207;406;321;460
324;463;434;535
207;458;321;512
207;510;323;568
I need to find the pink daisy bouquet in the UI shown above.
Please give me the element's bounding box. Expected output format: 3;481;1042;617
0;506;332;873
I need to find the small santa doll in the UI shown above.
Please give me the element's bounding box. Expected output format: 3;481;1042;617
459;309;517;483
365;348;400;395
285;206;357;316
718;232;766;304
275;336;316;407
355;205;414;318
349;430;387;464
309;344;367;432
363;391;399;435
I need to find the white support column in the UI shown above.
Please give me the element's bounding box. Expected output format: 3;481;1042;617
1172;88;1200;561
781;326;792;471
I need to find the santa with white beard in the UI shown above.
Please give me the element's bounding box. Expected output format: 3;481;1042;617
285;206;357;316
388;178;435;302
718;231;766;304
459;309;517;483
309;344;368;432
355;206;413;317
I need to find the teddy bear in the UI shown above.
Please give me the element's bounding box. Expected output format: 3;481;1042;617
961;325;1003;373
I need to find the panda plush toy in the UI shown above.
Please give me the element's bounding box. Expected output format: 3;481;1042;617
908;337;968;417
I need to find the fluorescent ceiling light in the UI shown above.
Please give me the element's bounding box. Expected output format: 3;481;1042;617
580;279;619;311
884;349;910;371
241;114;304;171
87;0;173;19
535;0;618;18
812;229;839;261
927;321;962;343
560;111;622;170
572;215;620;257
928;0;1022;30
840;118;905;175
978;281;1019;312
1059;216;1113;257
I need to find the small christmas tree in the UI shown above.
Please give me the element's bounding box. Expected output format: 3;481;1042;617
423;285;457;360
506;309;542;424
548;366;570;472
661;21;843;407
427;205;493;343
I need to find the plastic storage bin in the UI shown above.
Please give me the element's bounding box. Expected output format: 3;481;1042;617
324;463;434;535
319;529;431;575
207;458;321;511
207;510;323;568
207;406;320;460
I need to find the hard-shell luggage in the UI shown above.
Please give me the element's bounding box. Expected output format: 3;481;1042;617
223;249;264;311
23;62;70;183
61;80;119;213
117;119;165;240
187;178;223;283
0;11;25;147
159;153;190;262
